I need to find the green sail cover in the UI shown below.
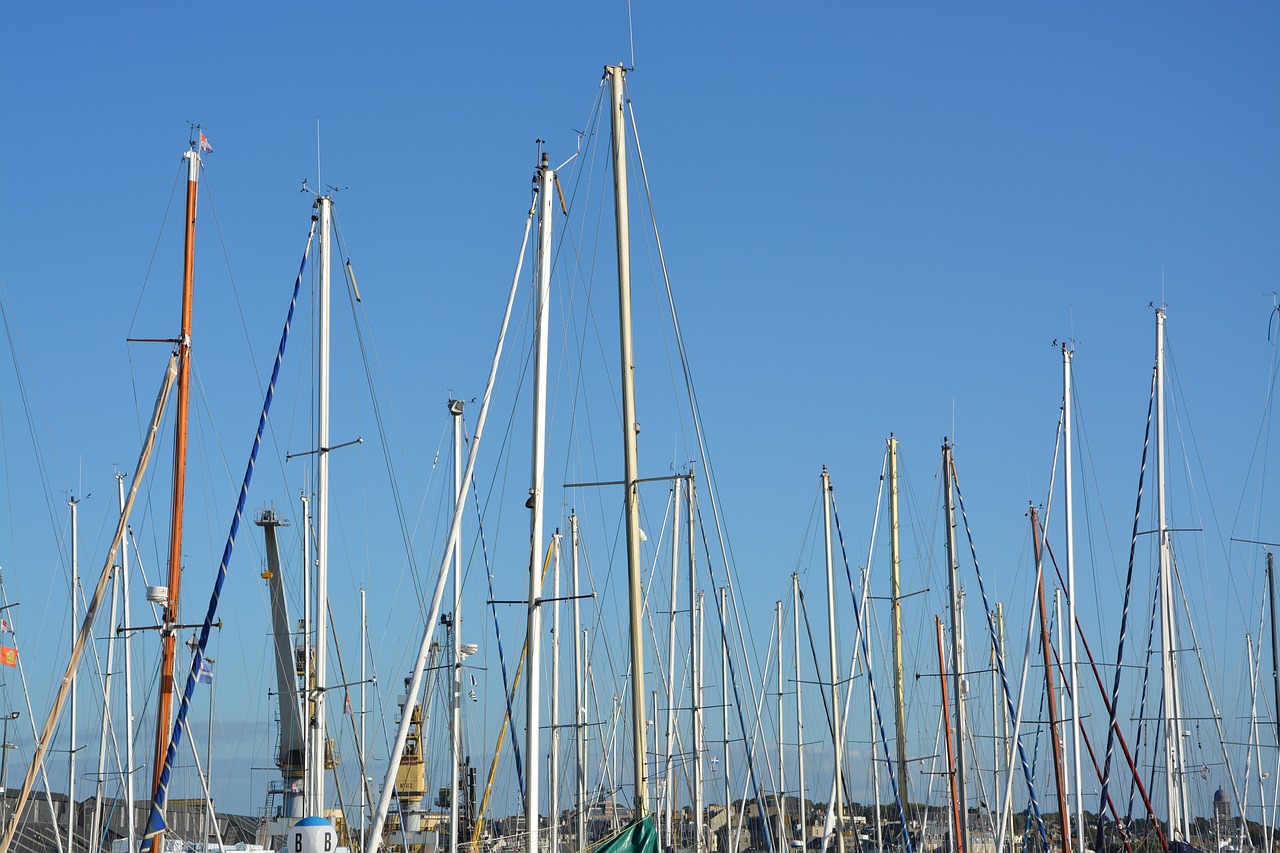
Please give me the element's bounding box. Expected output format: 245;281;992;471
588;815;659;853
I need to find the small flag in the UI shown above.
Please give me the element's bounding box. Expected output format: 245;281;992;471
0;647;17;668
710;755;719;773
196;658;214;684
343;692;353;715
468;689;478;703
199;132;213;154
0;619;12;634
470;673;478;687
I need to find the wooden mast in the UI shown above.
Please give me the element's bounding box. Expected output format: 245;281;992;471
152;141;200;802
1031;505;1070;853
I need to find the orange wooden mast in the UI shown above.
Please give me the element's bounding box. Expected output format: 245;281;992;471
151;138;200;801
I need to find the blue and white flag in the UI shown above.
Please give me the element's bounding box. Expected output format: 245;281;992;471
196;658;215;685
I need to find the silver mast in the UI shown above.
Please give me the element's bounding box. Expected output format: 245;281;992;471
360;588;367;851
776;600;786;850
1155;308;1188;841
942;442;968;853
665;481;682;848
1062;343;1083;853
793;572;805;851
68;495;78;853
689;478;703;853
450;398;465;853
118;471;137;849
312;191;333;817
550;533;563;853
605;63;649;816
821;468;845;853
526;151;555;853
571;513;587;853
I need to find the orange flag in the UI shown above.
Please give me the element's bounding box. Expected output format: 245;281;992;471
0;647;17;667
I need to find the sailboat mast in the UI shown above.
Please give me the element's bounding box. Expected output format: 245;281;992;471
153;145;200;802
889;436;909;819
776;599;786;851
1155;307;1188;842
936;617;962;853
606;63;649;815
68;496;79;853
118;472;136;849
1031;506;1070;853
821;468;846;853
689;478;703;853
1268;552;1279;750
666;481;682;849
551;533;563;853
1062;343;1083;853
526;151;555;853
450;398;465;853
312;192;333;817
793;572;805;851
941;442;967;853
571;513;587;853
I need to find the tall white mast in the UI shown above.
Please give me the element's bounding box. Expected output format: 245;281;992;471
821;468;846;853
311;191;333;817
360;588;367;851
91;559;119;852
1156;308;1188;841
694;588;705;853
450;398;465;853
689;477;703;853
68;495;78;853
551;532;563;853
793;572;805;851
1062;343;1083;853
942;442;968;853
776;600;786;850
665;482;682;848
526;151;555;853
117;473;136;848
571;513;587;852
721;586;732;825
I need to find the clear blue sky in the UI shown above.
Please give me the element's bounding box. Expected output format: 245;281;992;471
2;0;1278;829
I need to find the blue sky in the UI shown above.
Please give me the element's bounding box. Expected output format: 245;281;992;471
2;0;1279;831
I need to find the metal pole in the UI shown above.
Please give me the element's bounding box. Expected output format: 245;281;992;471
666;482;681;850
526;152;555;853
312;192;333;816
551;533;563;853
117;473;136;849
1062;344;1084;853
821;469;845;853
360;588;367;850
571;514;586;852
450;399;465;853
889;437;909;821
793;573;805;852
689;479;702;853
69;496;79;853
606;63;649;816
942;444;967;853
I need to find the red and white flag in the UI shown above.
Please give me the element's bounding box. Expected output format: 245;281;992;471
199;132;213;154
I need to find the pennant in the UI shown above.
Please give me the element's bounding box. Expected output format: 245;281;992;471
196;658;214;684
343;692;353;715
0;647;17;668
199;132;213;154
468;689;478;703
0;619;12;634
470;673;478;687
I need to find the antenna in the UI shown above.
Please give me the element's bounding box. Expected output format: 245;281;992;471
316;118;322;199
627;0;636;70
